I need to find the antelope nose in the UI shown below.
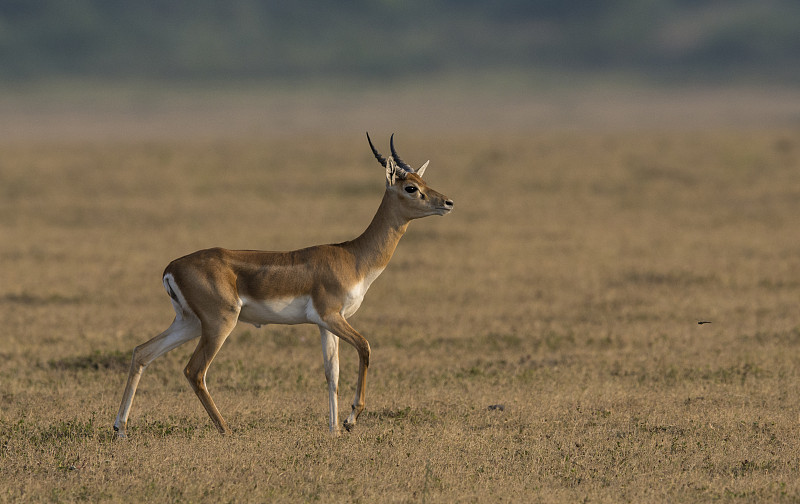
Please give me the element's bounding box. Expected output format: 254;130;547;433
444;199;454;209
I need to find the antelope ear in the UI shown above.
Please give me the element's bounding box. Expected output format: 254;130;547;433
385;157;408;186
417;160;429;177
385;157;398;186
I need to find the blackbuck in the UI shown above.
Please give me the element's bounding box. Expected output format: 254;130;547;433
113;134;454;437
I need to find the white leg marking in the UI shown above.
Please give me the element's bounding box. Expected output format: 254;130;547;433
319;326;340;434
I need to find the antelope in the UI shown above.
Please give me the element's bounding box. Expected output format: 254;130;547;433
113;134;454;437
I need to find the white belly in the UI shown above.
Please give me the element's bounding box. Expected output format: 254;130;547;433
238;268;385;326
238;295;319;326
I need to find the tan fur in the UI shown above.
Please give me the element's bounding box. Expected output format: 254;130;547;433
113;153;453;437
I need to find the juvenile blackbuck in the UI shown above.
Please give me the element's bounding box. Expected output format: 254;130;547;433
113;134;454;437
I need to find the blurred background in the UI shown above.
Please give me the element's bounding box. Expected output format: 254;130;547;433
1;0;799;140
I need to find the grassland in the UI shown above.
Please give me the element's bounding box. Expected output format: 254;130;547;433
1;127;800;502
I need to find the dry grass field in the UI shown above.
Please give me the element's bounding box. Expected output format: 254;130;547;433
2;123;800;501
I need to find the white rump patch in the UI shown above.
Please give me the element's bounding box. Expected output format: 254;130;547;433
163;273;193;320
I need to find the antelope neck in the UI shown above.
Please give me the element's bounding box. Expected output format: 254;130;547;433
343;191;409;274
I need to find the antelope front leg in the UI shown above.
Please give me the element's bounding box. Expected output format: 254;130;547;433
319;327;340;435
344;354;368;431
323;314;370;432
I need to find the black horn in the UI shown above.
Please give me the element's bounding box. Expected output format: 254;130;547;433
390;134;413;171
366;132;387;167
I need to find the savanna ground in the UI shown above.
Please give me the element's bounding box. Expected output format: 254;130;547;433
1;85;800;502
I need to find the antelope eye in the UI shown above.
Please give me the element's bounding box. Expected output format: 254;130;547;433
404;185;418;194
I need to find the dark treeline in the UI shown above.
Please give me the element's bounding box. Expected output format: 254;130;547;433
1;0;799;82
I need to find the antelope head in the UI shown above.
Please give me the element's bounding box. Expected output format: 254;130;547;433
367;133;454;219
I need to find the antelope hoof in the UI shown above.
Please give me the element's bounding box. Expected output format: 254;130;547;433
113;425;127;439
343;421;355;432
